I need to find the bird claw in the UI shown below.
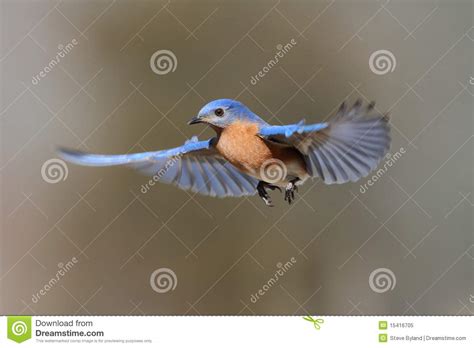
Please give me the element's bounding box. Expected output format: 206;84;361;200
262;195;274;207
284;182;298;205
267;184;282;193
258;181;297;206
257;181;274;207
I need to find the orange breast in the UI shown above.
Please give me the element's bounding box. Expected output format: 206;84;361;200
215;121;271;173
215;121;307;178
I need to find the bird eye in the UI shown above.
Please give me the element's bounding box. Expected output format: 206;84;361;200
214;108;224;117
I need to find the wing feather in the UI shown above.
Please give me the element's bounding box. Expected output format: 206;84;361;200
58;137;258;197
258;101;390;184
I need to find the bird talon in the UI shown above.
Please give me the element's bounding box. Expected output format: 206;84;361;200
263;197;274;207
267;185;282;193
284;181;298;205
257;181;276;207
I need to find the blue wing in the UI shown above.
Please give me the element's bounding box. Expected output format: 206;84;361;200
258;101;391;184
59;137;258;197
258;121;329;137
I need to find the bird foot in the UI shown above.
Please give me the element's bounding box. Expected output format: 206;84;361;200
267;184;282;193
257;181;281;207
284;181;298;204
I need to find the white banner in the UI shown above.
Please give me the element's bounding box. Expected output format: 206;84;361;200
1;316;472;347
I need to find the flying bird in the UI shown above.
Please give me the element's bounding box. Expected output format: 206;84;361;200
59;99;390;206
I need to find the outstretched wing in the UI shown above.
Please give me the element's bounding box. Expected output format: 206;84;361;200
59;137;258;197
258;101;391;184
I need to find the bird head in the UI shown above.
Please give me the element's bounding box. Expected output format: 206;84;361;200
188;99;263;129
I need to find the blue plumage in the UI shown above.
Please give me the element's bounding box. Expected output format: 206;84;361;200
59;99;390;206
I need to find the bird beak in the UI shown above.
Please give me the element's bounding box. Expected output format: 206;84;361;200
188;116;203;125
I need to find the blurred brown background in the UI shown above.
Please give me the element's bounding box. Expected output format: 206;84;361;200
1;0;472;315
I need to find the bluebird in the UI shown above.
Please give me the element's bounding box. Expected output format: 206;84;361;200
59;99;390;206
